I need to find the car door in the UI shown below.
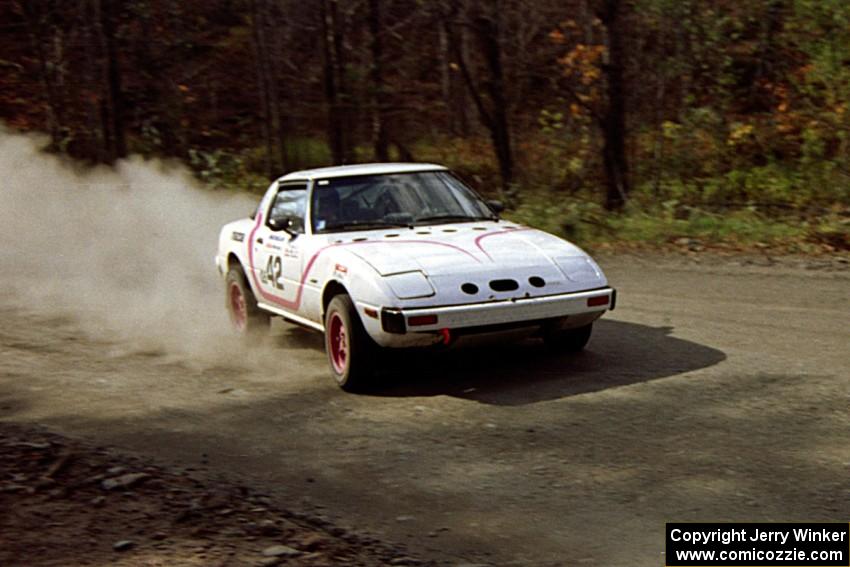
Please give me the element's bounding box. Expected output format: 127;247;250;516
252;182;308;312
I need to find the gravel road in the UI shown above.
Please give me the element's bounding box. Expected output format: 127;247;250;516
1;254;848;566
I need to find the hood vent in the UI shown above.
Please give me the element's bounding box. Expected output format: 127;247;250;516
461;283;479;295
489;279;519;292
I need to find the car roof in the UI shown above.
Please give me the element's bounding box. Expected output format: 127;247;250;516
278;162;448;182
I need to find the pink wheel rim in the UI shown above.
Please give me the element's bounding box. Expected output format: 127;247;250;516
328;312;347;374
229;283;247;332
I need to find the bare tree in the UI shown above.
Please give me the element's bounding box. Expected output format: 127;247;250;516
251;0;278;177
92;0;127;162
443;0;515;196
596;0;629;210
439;20;470;137
368;0;390;161
19;0;65;151
320;0;356;165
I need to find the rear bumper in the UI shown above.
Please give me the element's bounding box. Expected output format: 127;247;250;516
381;287;616;335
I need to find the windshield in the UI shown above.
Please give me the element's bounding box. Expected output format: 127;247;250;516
311;171;496;233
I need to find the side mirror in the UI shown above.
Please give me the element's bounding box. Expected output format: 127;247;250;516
486;199;505;214
269;215;304;235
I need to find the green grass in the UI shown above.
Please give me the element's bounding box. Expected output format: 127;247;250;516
506;191;846;252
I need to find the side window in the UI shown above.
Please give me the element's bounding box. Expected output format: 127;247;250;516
268;184;307;233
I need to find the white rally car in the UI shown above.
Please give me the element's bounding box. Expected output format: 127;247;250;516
216;163;616;391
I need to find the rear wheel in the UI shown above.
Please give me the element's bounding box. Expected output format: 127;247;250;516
324;294;376;392
225;267;270;336
542;322;593;352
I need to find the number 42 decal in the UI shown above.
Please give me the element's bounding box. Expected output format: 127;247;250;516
262;255;284;290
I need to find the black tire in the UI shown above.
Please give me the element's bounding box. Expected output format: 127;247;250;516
324;294;376;392
225;267;270;336
542;322;593;352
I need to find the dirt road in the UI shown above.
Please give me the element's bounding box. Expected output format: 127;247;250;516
1;255;848;566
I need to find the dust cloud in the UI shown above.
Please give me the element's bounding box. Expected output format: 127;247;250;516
0;127;262;363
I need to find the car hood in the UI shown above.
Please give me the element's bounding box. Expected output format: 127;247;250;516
337;222;604;284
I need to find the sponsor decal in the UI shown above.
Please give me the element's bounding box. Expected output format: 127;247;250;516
231;231;245;242
262;255;284;290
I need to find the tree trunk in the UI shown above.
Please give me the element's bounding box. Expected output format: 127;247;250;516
137;4;183;159
21;1;64;152
598;0;629;211
439;23;469;137
439;25;451;130
651;75;666;197
444;2;515;196
272;6;291;172
258;0;285;174
333;2;355;164
321;0;346;165
368;0;389;161
474;3;514;194
99;0;127;161
251;0;275;178
82;2;104;160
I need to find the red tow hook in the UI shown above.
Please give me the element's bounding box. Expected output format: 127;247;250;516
439;328;452;346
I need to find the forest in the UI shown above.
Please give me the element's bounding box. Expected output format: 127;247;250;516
2;0;848;250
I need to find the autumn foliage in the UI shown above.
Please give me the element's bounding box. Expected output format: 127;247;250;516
1;0;848;242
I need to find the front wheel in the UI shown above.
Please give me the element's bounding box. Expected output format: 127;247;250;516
542;322;593;352
225;267;270;337
324;294;376;392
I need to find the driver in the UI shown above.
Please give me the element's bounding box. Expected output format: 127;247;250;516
314;188;341;231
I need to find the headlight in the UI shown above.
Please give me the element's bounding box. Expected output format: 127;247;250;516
553;256;604;284
384;271;435;299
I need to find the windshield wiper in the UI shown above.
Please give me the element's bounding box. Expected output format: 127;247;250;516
414;214;493;225
323;220;412;232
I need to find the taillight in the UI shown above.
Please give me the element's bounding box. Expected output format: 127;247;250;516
587;295;610;307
